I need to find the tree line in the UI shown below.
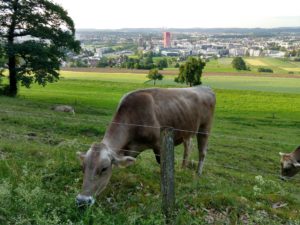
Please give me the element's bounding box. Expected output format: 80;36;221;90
97;53;168;70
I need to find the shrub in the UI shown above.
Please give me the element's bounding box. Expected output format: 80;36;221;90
293;58;300;62
257;67;273;73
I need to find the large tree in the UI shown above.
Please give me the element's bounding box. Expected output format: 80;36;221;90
175;57;205;87
232;57;247;70
0;0;80;96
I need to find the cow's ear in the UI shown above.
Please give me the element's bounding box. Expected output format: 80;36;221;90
279;152;286;156
293;162;300;167
77;151;86;162
112;155;136;167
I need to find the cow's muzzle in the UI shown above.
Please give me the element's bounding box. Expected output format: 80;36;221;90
76;194;95;207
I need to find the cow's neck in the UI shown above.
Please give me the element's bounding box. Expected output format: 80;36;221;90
102;120;129;154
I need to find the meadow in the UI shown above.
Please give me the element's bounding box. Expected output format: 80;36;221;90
196;57;300;75
0;71;300;224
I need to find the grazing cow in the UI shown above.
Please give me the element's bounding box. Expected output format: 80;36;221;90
51;105;75;115
76;86;216;206
280;146;300;179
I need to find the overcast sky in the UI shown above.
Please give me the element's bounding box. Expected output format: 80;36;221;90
53;0;300;29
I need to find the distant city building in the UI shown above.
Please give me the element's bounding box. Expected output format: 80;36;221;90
138;36;144;48
263;50;285;58
249;49;261;57
163;32;171;48
161;49;179;56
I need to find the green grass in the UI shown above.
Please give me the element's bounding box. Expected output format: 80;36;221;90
0;72;300;224
204;57;300;75
60;70;300;94
203;76;300;94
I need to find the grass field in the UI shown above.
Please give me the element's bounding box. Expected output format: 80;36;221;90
204;57;300;75
1;72;300;224
60;70;300;94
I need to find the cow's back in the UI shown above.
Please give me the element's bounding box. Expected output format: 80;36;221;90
113;86;215;147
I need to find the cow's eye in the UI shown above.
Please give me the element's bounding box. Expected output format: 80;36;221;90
97;167;108;175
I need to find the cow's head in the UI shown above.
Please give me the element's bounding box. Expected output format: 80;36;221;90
76;143;135;206
279;152;300;179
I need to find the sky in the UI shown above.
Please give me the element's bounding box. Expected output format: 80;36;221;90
53;0;300;29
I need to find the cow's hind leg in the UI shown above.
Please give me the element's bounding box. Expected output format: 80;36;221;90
196;126;210;176
182;137;192;168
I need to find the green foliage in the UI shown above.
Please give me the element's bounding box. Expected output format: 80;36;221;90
70;59;89;68
0;0;81;96
147;69;163;85
258;67;273;73
0;44;6;93
175;57;205;86
174;62;180;68
156;58;168;70
232;57;248;70
97;57;109;68
293;58;300;62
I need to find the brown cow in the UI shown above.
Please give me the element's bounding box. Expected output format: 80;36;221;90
76;86;216;206
280;146;300;179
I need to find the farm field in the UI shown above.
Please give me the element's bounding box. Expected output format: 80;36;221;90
204;57;300;75
60;70;300;94
0;72;300;224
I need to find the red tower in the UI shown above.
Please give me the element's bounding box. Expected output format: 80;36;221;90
163;32;171;48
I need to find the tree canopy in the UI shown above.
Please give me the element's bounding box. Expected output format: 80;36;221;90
156;58;168;70
231;57;247;70
0;0;80;96
175;57;205;86
147;69;163;85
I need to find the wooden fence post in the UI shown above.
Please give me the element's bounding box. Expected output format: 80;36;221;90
160;127;175;224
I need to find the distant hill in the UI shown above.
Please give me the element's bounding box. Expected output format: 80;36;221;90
77;27;300;34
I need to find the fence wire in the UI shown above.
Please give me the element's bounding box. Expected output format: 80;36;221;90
0;107;299;183
0;109;298;146
0;130;291;178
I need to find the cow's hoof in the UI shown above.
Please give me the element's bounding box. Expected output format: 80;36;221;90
280;176;289;181
197;172;202;177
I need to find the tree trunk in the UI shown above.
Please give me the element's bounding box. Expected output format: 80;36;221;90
8;56;17;97
7;0;19;97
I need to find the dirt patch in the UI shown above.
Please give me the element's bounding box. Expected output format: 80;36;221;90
245;59;268;66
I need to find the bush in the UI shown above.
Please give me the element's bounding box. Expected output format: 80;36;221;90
257;67;273;73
